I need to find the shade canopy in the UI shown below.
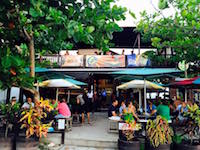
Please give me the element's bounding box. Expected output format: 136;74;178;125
25;67;49;73
38;72;86;86
193;77;200;84
65;78;87;86
168;76;200;87
37;79;81;88
117;80;164;90
112;68;182;77
39;72;73;80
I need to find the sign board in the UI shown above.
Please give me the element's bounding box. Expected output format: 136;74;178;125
61;55;84;67
178;60;189;71
127;54;150;67
119;122;137;130
58;119;65;130
127;54;137;66
86;55;125;67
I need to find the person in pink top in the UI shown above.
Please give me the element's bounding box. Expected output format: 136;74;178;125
55;98;71;118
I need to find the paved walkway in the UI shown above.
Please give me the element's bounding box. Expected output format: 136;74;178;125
47;112;118;149
65;112;118;142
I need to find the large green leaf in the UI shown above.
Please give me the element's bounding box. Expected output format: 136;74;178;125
29;7;39;18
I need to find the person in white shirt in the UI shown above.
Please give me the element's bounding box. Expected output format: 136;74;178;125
85;90;93;124
22;97;34;109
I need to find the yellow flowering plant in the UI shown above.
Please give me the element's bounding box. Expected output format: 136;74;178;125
20;98;53;138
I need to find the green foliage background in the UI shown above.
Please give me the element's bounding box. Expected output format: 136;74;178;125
0;0;126;89
137;0;200;69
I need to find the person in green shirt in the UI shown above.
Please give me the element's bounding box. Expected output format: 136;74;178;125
155;100;171;120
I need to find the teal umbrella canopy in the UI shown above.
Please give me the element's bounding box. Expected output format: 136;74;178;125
25;67;49;73
65;78;87;86
111;68;182;77
193;77;200;84
42;72;73;79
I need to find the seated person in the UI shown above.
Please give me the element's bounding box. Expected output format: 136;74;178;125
55;98;71;118
147;101;157;116
50;99;58;109
173;97;182;109
22;97;34;109
155;100;171;121
108;99;118;117
126;101;139;121
119;100;126;116
49;99;58;118
176;102;188;125
11;96;17;106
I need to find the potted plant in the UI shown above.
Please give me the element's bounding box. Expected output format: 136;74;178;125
173;104;200;150
0;102;21;138
146;115;174;150
118;113;142;150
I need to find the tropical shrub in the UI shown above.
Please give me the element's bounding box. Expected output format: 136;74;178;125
183;104;200;144
0;102;21;137
146;115;174;147
20;98;53;138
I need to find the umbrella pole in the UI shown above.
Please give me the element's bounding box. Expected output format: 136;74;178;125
36;81;40;99
67;90;70;103
144;78;147;114
56;88;58;101
139;89;142;111
185;88;187;103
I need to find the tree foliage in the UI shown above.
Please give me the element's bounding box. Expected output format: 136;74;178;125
137;0;200;66
0;0;126;89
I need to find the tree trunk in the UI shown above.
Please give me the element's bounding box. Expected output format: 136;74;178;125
29;37;35;78
26;34;39;100
23;87;39;101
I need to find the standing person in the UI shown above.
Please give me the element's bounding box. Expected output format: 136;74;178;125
108;99;118;117
55;98;71;118
22;97;34;109
101;88;107;108
93;91;98;113
76;93;85;124
85;90;93;124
